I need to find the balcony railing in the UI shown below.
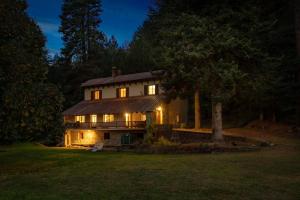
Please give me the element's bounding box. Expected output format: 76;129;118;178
65;121;146;129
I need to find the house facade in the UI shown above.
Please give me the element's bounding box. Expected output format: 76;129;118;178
63;68;188;147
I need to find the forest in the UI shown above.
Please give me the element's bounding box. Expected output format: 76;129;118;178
0;0;299;144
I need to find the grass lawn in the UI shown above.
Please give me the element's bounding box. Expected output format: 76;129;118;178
1;134;300;200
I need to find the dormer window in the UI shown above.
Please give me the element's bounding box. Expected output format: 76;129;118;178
145;84;158;95
117;87;128;98
91;90;102;100
148;85;156;95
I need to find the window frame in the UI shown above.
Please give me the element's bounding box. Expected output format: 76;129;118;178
75;115;85;123
148;85;156;95
91;90;102;100
104;132;110;140
103;114;114;122
119;88;127;98
90;114;97;123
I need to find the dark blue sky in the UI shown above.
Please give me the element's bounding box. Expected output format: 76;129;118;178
27;0;153;56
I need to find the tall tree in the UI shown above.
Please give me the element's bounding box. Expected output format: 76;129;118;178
57;0;106;108
59;0;105;64
158;3;277;140
0;0;64;144
295;0;300;124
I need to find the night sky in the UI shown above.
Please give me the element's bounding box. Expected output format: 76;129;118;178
27;0;153;56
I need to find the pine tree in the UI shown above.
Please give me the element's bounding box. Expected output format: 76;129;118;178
59;0;105;64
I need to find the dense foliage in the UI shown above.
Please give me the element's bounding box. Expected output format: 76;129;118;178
129;0;299;126
49;0;129;108
0;0;64;144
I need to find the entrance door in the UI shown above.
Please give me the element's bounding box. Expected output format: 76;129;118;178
125;113;131;127
65;133;71;146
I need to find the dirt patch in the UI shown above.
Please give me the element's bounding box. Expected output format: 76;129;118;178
245;120;300;137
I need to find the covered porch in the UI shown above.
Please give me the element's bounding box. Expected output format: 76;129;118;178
63;96;164;130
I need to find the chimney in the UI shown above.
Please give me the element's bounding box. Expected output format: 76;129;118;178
112;66;118;77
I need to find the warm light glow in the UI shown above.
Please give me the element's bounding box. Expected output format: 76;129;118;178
75;115;85;123
141;114;146;121
103;114;114;122
156;106;163;124
176;114;180;123
125;113;131;126
91;114;97;123
119;88;127;98
94;90;101;100
85;131;94;139
148;85;156;95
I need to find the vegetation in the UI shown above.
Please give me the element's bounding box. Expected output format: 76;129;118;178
0;136;300;199
1;0;299;145
0;0;64;144
128;0;299;138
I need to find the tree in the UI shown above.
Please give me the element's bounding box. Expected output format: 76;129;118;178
159;12;274;141
0;0;64;144
295;0;300;124
59;0;105;64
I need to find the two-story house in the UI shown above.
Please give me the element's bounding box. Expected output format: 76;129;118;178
63;68;188;147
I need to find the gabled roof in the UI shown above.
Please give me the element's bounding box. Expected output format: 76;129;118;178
63;96;163;115
81;70;164;87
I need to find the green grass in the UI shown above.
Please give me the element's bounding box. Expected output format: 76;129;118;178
1;139;300;200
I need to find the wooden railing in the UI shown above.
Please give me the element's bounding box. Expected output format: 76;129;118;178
65;121;146;129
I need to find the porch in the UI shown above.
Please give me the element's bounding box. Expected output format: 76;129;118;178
65;121;146;129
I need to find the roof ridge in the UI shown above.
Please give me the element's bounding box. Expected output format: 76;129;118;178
81;70;164;87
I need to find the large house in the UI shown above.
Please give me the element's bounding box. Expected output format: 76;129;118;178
63;68;188;147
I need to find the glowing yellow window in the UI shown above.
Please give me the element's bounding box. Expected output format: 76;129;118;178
119;88;127;98
94;90;101;100
90;114;97;123
103;114;114;122
148;85;156;95
141;114;146;121
75;115;85;123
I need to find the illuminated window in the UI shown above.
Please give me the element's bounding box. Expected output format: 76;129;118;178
119;88;127;98
94;90;101;100
125;113;131;126
103;114;114;122
75;115;85;123
176;114;180;123
90;114;97;123
148;85;156;95
141;114;146;121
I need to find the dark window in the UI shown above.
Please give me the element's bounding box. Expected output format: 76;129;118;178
104;132;110;140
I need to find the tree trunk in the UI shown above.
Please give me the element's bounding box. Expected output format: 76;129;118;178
212;101;224;141
259;112;264;121
295;0;300;125
194;89;201;129
295;0;300;62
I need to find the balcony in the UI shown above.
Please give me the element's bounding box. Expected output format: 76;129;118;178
65;121;146;129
